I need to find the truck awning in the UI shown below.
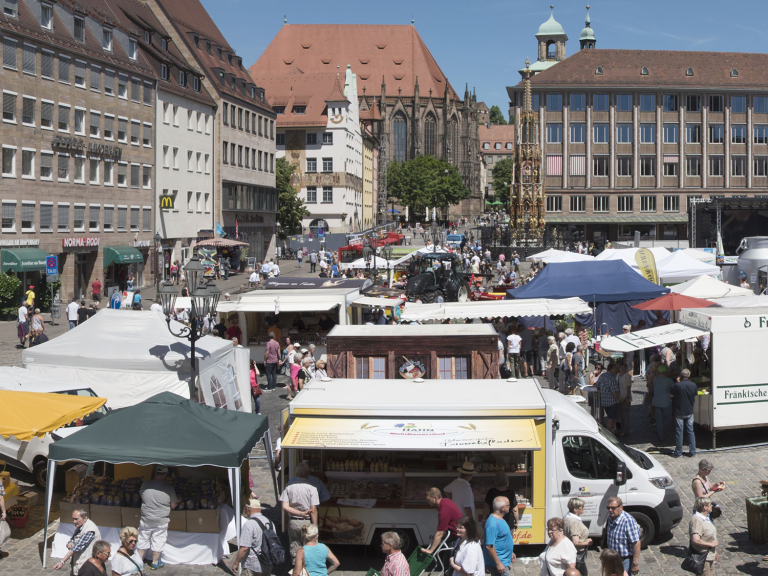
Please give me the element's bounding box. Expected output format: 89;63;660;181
599;323;709;352
282;417;541;451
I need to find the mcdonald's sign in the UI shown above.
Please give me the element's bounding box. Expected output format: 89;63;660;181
159;195;174;210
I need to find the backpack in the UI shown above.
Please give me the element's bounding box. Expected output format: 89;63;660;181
251;517;286;566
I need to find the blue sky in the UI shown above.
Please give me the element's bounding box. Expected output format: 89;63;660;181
201;0;768;115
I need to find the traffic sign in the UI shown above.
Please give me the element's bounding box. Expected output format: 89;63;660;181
46;255;58;276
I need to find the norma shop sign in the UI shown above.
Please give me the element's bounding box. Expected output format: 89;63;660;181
62;237;100;251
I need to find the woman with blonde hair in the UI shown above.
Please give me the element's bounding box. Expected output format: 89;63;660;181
110;527;143;576
293;523;340;576
563;498;592;576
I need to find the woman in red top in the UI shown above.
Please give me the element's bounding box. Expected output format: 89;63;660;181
249;359;262;413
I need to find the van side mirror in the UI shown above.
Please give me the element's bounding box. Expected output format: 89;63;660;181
615;461;627;486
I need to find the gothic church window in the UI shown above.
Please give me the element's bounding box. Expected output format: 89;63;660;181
424;115;436;157
393;113;407;162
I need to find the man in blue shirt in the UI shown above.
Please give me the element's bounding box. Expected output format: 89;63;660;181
484;496;515;576
606;497;641;574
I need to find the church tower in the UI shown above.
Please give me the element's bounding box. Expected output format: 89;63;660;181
580;5;596;50
511;60;545;241
520;5;568;77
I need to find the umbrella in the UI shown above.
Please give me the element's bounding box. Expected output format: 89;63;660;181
631;293;716;311
387;208;400;214
0;390;107;441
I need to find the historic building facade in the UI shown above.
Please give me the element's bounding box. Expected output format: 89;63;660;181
479;124;515;201
251;24;483;222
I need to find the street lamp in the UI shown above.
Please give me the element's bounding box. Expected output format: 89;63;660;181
362;244;373;279
381;245;394;286
430;220;441;253
153;232;162;293
158;255;220;400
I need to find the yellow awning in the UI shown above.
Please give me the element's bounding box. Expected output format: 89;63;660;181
0;390;107;441
282;417;541;451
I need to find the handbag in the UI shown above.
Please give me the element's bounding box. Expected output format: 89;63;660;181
0;519;10;547
681;544;708;575
117;550;145;576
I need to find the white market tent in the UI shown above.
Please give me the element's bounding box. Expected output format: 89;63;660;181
346;256;395;270
683;248;716;264
598;322;709;353
526;249;594;263
594;246;671;265
671;275;754;299
22;310;245;410
656;250;720;283
711;295;768;307
390;246;452;267
401;297;591;322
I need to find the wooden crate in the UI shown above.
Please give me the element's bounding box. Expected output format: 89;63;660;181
746;497;768;545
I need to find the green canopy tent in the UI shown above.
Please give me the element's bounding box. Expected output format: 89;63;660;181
43;392;276;567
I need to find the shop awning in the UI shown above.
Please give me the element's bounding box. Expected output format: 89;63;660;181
0;247;50;273
234;301;339;313
0;390;106;441
401;297;592;322
282;417;542;451
351;296;405;308
598;322;709;352
103;246;144;267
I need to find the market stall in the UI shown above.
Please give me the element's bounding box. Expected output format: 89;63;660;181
525;249;594;263
671;275;754;299
195;237;249;274
43;392;276;567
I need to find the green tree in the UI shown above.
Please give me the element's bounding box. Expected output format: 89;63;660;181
0;273;21;316
388;156;470;218
491;158;514;204
489;105;508;125
276;157;310;238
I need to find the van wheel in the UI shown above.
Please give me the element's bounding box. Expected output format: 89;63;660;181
370;528;418;558
628;511;655;549
33;460;49;489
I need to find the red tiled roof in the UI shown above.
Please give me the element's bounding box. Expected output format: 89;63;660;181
479;124;515;149
260;72;339;127
518;49;768;89
326;73;348;103
250;24;460;102
153;0;272;113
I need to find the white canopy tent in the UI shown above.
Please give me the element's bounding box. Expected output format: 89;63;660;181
594;247;671;265
351;296;405;308
682;248;716;264
656;251;720;283
401;297;592;322
671;275;754;299
22;310;246;410
711;295;768;307
525;249;594;263
598;322;709;352
346;256;395;270
390;246;452;267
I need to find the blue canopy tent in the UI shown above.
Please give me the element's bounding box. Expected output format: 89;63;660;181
507;260;670;333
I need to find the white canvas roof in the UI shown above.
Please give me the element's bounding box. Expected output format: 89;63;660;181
656;251;720;282
346;256;394;269
711;295;768;308
682;248;716;264
526;249;593;263
0;366;97;394
598;323;709;352
671;275;754;299
22;309;234;408
390;246;452;267
350;296;405;308
594;247;671;265
401;297;591;322
327;324;497;337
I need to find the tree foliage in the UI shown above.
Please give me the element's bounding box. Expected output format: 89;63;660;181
491;158;514;204
276;157;310;238
0;273;21;316
387;156;470;217
489;105;508;125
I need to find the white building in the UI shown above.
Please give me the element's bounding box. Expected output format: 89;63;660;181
261;65;363;234
155;73;216;275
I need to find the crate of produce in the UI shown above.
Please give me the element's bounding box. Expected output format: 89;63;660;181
7;505;29;528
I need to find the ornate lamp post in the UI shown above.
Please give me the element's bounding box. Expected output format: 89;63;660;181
158;256;221;400
362;244;373;279
153;232;162;293
430;220;441;252
380;245;394;286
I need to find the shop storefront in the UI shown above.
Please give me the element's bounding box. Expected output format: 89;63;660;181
0;240;51;303
104;246;146;294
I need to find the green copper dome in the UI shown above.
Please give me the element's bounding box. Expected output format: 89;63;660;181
580;6;595;41
536;8;566;38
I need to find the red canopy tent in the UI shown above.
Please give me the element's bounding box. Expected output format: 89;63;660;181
631;293;716;311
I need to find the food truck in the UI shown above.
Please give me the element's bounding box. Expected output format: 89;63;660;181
600;306;768;447
281;378;682;551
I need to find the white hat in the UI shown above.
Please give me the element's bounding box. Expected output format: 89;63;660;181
456;462;476;475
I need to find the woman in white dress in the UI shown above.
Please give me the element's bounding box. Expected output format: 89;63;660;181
110;527;144;576
449;517;485;576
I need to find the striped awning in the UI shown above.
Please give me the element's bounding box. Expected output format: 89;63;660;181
569;154;586;176
547;154;563;176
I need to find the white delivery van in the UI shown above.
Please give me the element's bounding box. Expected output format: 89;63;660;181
600;306;768;448
280;378;682;551
0;366;108;487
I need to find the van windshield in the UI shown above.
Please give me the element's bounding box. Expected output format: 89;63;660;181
57;389;108;426
599;426;653;470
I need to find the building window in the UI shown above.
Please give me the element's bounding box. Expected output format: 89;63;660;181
1;201;15;230
732;95;746;114
273;106;284;115
2;146;15;177
640;123;656;144
593;155;609;177
755;156;768;176
686;155;702;176
530;93;539;111
306;132;316;145
569;195;586;213
128;38;137;60
438;357;469;379
732;124;747;144
131;120;139;145
663;94;678;112
104;115;113;140
40;2;53;29
570;123;585;143
322;157;333;172
593;195;609;213
130;164;140;188
755;97;768;114
40;101;53;129
686;123;701;144
305;186;317;203
143;208;151;231
58;104;70;132
73;204;85;230
546;123;562;143
546;93;562;111
118;118;127;142
356;357;386;379
708;95;724;112
131;77;139;101
323;132;333;144
88;205;99;230
617;196;633;213
89;112;99;137
546;195;562;212
663;124;678;144
292;105;305;115
616;123;632;143
57;153;68;181
143;83;152;106
640;195;656;212
117;206;127;231
322;186;333;203
143;166;151;188
40;202;52;230
732;155;747;176
22;96;34;126
494;143;501;150
102;28;112;51
88;157;98;183
754;125;768;144
617;156;632;177
143;124;151;146
74;15;85;42
393;113;407;162
59;55;70;83
593;93;609;112
3;38;16;69
192;76;200;92
22;43;35;75
2;92;16;122
230;106;235;126
41;50;53;79
73;156;85;182
708;124;724;144
238;108;243;129
21;202;34;231
103;160;113;184
103;205;113;231
21;149;34;178
616;94;632;112
663;157;678;176
663;195;680;212
640;156;656;177
570;93;585;111
639;93;655;112
683;95;700;112
130;207;139;231
593;123;609;144
424;115;436;156
40;151;52;179
709;155;724;176
118;74;127;98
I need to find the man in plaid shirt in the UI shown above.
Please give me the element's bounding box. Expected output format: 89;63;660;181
597;363;621;433
380;532;410;576
53;509;101;574
606;497;641;574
